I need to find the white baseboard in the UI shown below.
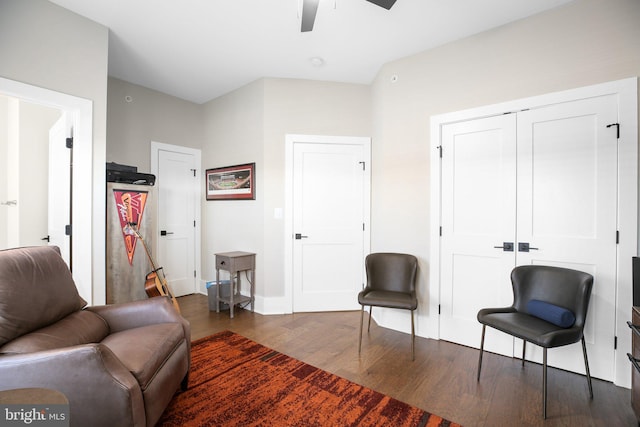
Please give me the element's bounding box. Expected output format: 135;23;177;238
196;279;290;315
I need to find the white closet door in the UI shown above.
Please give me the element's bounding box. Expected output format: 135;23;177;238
516;95;618;380
439;94;618;380
439;114;517;355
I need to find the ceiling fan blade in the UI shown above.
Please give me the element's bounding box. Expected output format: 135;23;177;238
301;0;320;32
365;0;397;10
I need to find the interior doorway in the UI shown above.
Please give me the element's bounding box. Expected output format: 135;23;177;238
0;95;64;255
0;77;94;303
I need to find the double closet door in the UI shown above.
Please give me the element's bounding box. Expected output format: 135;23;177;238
438;94;618;381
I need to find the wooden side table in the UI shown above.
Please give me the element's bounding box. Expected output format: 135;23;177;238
215;251;255;318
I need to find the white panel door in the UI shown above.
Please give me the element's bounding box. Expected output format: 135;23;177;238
157;149;197;297
516;95;618;380
439;114;517;355
292;141;368;312
48;113;71;267
440;94;619;380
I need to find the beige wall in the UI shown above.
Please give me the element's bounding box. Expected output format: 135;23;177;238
370;0;640;325
201;78;371;305
107;77;204;173
201;79;265;289
262;78;371;304
0;0;109;302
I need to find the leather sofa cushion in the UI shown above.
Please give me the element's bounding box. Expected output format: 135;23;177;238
0;246;87;346
100;323;185;390
0;310;109;354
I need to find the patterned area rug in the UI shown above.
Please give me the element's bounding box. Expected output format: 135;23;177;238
158;330;460;426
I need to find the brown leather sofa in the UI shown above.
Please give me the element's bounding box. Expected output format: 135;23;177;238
0;246;190;427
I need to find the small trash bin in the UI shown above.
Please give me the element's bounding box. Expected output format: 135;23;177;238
206;280;231;311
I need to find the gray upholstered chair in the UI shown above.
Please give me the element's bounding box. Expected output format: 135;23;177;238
358;253;418;360
477;265;594;419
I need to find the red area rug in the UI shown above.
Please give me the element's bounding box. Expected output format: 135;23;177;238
158;330;460;426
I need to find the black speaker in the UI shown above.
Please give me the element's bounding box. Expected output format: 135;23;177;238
634;257;640;307
106;170;155;185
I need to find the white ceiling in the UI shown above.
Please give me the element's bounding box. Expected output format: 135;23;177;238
49;0;573;104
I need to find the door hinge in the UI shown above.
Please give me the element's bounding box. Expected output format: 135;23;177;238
439;226;442;236
65;137;73;149
65;224;72;236
437;145;442;158
194;270;196;278
363;223;365;231
606;123;620;139
190;168;196;177
359;161;365;171
614;335;618;350
438;304;441;315
194;220;196;227
616;230;620;244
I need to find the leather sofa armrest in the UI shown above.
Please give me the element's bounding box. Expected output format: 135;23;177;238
0;344;145;427
86;296;190;338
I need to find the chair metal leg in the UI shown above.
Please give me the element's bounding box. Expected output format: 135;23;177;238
543;348;548;419
477;324;486;381
522;340;526;367
367;306;373;332
410;309;415;361
358;306;364;355
582;336;594;399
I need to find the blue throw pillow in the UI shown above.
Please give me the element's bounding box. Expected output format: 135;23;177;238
527;300;575;328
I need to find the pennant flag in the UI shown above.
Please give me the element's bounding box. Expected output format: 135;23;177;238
113;190;148;265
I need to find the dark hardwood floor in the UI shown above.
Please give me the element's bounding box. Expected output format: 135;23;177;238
178;294;636;427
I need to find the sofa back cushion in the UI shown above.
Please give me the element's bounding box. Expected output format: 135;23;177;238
0;246;87;346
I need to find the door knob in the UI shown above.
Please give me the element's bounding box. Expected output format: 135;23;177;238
493;242;514;252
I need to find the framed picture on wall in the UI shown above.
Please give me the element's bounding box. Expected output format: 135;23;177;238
205;163;255;200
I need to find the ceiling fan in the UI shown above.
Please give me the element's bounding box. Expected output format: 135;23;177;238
301;0;398;32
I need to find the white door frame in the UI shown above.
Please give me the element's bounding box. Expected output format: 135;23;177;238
150;141;202;294
430;77;638;388
284;134;371;314
0;77;95;304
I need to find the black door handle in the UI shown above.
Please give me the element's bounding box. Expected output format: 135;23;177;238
41;235;50;242
295;233;308;240
518;242;539;252
160;230;174;236
493;242;514;252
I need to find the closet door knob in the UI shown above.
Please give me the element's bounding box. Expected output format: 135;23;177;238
493;242;514;252
518;242;539;252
